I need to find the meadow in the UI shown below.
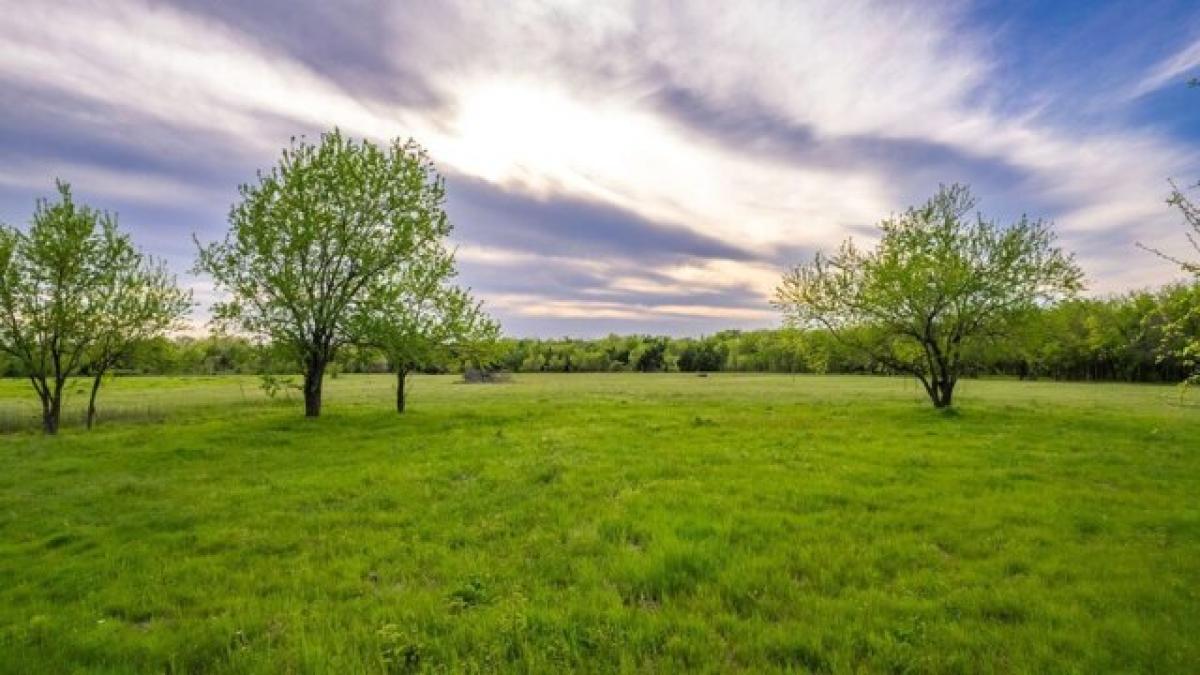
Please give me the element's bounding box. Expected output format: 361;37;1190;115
0;373;1197;673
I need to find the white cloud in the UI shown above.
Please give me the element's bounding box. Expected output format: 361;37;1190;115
482;292;774;322
454;243;612;277
2;0;1196;327
389;0;1197;289
1;1;406;146
428;77;890;251
1131;37;1200;97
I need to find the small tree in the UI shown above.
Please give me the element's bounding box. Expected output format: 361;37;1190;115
85;256;191;428
0;182;147;433
1141;181;1200;389
633;337;669;372
774;184;1083;408
196;130;450;417
355;248;498;412
683;340;725;372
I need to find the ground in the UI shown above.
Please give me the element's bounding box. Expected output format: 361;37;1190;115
0;373;1197;673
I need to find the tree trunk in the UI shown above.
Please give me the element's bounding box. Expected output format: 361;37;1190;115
86;370;104;430
917;371;957;409
931;377;956;408
396;368;408;414
303;358;326;418
43;380;63;435
38;389;55;435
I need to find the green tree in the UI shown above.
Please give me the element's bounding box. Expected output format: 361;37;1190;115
196;130;449;417
677;338;724;372
632;337;668;372
85;254;191;428
774;184;1083;408
1141;182;1200;388
355;253;498;412
0;182;153;433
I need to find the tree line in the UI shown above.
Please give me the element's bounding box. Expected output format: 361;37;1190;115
471;281;1199;384
0;130;1197;429
17;277;1193;386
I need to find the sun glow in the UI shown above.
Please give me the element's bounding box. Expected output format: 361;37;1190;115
425;78;890;252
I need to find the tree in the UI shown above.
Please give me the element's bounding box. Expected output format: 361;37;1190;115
1150;282;1200;388
353;244;498;413
677;339;724;372
85;255;191;428
0;182;149;433
1141;181;1200;388
1141;181;1200;277
773;184;1083;408
196;130;450;417
633;337;668;372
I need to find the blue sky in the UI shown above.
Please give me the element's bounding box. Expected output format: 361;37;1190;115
2;0;1198;337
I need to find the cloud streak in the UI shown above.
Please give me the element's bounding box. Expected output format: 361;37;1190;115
1;0;1197;334
1133;36;1200;97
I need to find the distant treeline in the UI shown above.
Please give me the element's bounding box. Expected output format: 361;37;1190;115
3;281;1192;384
495;282;1197;382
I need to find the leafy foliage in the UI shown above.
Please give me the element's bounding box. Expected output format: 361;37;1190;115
676;340;725;372
196;130;451;417
349;209;498;412
258;373;299;400
1141;181;1200;389
632;337;669;372
84;248;191;429
774;184;1083;407
63;285;1198;387
0;182;188;433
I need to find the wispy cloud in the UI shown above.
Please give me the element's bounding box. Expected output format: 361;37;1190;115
1;0;1196;334
0;160;222;208
1132;36;1200;97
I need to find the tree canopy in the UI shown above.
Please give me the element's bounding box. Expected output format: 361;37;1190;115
352;238;498;413
85;252;191;428
1142;181;1200;389
0;182;188;433
774;184;1083;408
196;130;452;417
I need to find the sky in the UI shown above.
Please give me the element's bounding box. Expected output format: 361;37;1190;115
2;0;1199;337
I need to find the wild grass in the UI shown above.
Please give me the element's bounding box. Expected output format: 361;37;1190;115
0;373;1197;672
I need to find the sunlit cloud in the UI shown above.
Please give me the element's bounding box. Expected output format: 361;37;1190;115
1;0;1197;334
428;77;893;252
454;244;601;271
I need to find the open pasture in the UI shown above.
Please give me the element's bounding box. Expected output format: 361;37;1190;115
0;374;1197;672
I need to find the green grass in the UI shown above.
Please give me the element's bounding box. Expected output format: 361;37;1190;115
0;373;1197;673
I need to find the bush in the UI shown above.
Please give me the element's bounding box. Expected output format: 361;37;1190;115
461;368;510;384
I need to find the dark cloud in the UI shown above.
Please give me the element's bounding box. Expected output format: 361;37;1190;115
641;82;1089;269
0;184;225;283
171;0;444;109
652;84;1031;200
458;255;769;310
499;313;776;340
0;80;292;193
446;173;759;264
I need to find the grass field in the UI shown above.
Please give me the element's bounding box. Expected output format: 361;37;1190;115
0;373;1197;673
